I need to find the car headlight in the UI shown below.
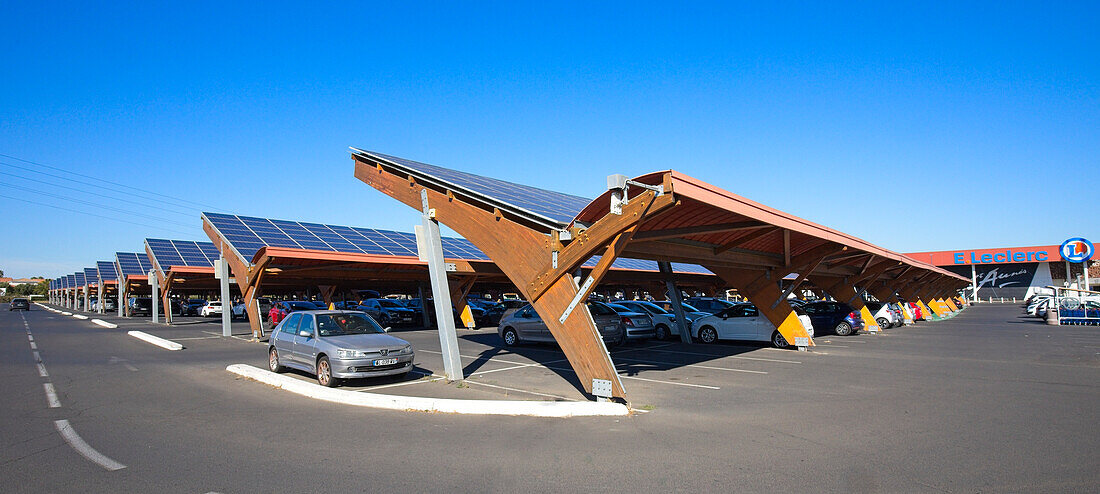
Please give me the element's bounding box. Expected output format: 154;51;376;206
402;344;413;354
336;349;359;359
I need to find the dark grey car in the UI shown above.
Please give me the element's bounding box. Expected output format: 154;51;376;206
497;302;626;347
268;310;414;387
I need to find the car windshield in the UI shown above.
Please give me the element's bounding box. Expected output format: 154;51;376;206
378;300;402;308
316;313;386;336
632;301;668;314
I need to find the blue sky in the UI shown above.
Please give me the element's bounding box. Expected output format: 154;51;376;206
1;1;1096;278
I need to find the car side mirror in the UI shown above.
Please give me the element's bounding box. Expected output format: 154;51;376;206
298;330;313;338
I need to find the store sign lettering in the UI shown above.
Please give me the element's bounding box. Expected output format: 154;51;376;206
953;250;1048;264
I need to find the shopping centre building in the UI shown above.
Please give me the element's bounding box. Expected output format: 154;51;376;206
906;241;1097;300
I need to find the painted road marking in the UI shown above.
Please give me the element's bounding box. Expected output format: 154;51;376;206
36;363;48;377
29;341;37;350
464;379;577;401
613;356;768;374
43;383;60;408
636;347;802;364
54;420;126;471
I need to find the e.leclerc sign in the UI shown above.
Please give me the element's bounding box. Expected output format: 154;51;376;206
954;249;1049;264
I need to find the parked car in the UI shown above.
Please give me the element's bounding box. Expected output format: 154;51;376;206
498;302;626;347
128;297;153;316
684;296;739;314
182;299;207;316
605;302;657;341
359;298;417;326
905;302;924;321
103;298;117;311
404;298;487;328
268;310;414;387
310;300;329;310
466;298;506;326
691;303;814;348
9;298;30;311
801;301;864;336
268;301;321;327
865;302;900;328
200;301;223;317
614;300;692;340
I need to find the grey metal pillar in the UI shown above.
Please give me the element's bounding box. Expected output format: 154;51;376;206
416;190;463;381
658;261;692;343
417;283;431;328
117;277;124;317
216;258;232;337
97;276;104;314
971;264;978;302
149;270;159;324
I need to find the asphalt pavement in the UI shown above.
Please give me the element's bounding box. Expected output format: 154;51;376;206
1;303;1097;492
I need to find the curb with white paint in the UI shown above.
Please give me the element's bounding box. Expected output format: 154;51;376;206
92;319;119;329
61;312;72;316
72;314;89;320
227;364;630;417
127;331;184;351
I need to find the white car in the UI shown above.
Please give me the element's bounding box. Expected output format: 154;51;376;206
691;303;814;348
200;301;223;317
865;302;900;328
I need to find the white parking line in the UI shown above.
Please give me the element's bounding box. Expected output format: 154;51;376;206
32;351;41;362
361;375;447;391
44;383;60;408
617;374;720;389
171;336;223;341
636;347;802;364
53;420;126;471
614;356;768;374
36;363;48;377
29;342;37;350
418;349;543;367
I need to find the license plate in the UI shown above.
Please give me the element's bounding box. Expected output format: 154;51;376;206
373;358;398;366
604;325;617;331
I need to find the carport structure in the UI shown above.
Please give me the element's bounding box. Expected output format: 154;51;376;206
115;252;153;317
352;149;970;401
144;238;233;324
95;261;119;314
200;212;717;338
82;267;98;313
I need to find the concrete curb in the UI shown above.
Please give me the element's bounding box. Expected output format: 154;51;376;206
227;364;630;418
127;331;184;351
72;314;89;320
92;319;119;329
61;312;72;316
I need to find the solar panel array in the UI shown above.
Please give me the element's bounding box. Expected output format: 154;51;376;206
116;252;153;278
358;150;592;227
204;213;489;262
84;267;98;285
73;272;86;287
146;239;223;269
97;261;118;280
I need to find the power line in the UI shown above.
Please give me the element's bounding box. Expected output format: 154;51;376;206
0;169;198;219
0;152;226;212
0;182;196;227
0;192;198;237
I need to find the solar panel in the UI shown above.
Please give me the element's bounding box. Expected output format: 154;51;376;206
116;252;154;278
353;149;592;228
74;271;86;287
146;239;220;270
84;268;98;285
95;262;116;281
64;275;73;288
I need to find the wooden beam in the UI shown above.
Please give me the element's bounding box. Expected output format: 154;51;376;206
713;226;779;255
783;229;791;267
705;265;814;348
630;221;767;242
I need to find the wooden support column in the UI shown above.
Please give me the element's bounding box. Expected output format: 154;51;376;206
809;260;897;333
449;275;478;328
356;159;675;400
203;219;269;338
160;271;175;325
703;265;814;349
318;284;337;308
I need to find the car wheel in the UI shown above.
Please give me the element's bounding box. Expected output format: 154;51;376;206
316;356;337;387
268;347;285;373
501;327;519;346
698;326;718;344
655;324;671;341
876;317;889;329
834;321;853;336
771;330;790;349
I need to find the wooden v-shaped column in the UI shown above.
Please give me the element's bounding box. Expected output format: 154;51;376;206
703;266;814;349
355;160;675;400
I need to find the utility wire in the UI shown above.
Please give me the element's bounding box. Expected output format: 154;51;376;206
0;182;196;227
0;152;226;212
0;170;199;219
0;192;198;236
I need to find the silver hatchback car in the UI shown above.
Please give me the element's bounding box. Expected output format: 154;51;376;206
498;302;626;347
268;310;414;387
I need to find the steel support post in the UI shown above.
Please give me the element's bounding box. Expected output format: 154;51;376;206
658;261;692;343
149;270;159;324
417;193;464;382
217;258;232;337
117;277;124;317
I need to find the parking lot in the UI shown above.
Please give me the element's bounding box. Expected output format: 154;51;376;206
7;302;1098;492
